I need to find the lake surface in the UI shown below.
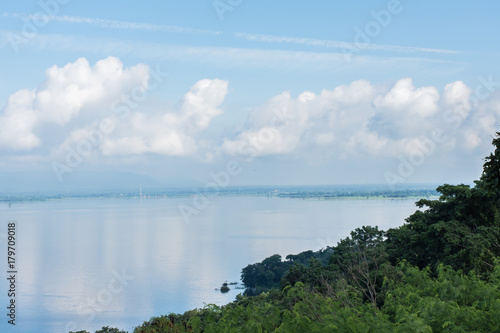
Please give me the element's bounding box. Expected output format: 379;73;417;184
0;196;420;333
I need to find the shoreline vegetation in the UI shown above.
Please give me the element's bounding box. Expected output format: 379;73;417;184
69;133;500;332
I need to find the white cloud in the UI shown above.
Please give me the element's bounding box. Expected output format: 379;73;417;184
443;81;472;107
221;80;378;157
221;91;310;156
180;79;227;130
368;78;443;140
36;57;149;125
220;78;499;162
100;79;228;157
0;89;38;150
463;129;482;150
2;56;498;173
373;78;440;117
0;56;149;150
0;56;228;161
315;132;335;146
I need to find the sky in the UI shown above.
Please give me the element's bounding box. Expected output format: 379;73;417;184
0;0;499;189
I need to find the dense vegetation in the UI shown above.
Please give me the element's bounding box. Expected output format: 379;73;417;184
71;133;500;333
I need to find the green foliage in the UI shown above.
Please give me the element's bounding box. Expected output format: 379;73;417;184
241;254;288;296
95;327;128;333
385;134;500;277
133;262;500;332
241;248;334;296
285;248;334;266
328;226;388;305
70;328;127;333
283;258;327;291
481;132;500;195
383;261;500;332
386;183;500;275
279;225;389;308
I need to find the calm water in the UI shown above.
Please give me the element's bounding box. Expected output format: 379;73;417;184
0;196;420;333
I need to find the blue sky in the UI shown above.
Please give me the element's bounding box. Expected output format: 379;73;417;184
0;0;499;188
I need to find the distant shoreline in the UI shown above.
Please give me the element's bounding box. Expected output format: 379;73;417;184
0;185;440;203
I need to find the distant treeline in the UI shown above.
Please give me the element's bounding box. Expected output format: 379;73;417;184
1;185;438;203
276;188;437;199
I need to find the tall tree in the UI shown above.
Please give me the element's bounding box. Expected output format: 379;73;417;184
328;226;387;305
481;132;500;195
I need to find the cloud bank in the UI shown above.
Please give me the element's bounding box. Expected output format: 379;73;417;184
221;78;498;161
0;57;498;174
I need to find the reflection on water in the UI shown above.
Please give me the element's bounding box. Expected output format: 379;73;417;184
0;196;418;332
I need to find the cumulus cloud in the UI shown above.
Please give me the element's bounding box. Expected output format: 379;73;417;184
1;56;498;172
221;80;379;157
36;57;149;125
368;78;441;140
221;91;304;156
443;81;472;107
373;78;440;117
220;77;498;161
0;89;38;150
99;79;228;157
0;56;149;150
